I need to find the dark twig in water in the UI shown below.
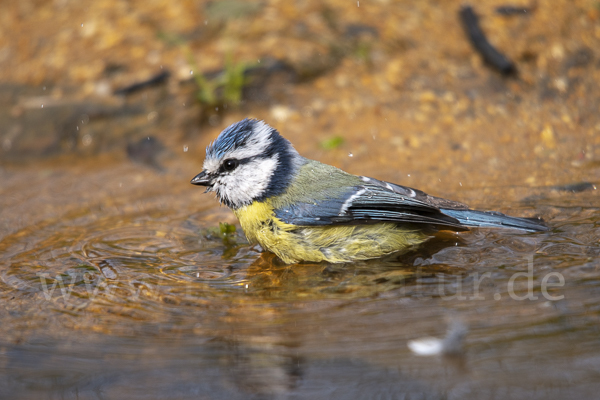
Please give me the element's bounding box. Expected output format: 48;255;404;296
495;5;534;16
459;6;516;75
114;70;170;95
551;181;597;193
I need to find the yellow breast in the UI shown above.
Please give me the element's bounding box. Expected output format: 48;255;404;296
233;200;429;264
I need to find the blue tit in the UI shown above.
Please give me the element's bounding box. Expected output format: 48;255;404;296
191;118;547;264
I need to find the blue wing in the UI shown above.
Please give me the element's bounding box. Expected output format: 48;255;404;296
274;175;547;232
274;176;469;230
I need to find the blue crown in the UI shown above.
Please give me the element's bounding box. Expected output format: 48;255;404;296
206;118;264;159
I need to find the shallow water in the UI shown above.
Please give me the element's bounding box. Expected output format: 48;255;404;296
1;157;598;399
2;0;600;397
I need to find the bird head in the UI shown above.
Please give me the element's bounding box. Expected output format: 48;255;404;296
191;119;304;209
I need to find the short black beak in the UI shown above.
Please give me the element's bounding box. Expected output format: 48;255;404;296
190;170;212;186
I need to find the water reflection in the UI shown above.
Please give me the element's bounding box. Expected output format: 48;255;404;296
1;337;446;399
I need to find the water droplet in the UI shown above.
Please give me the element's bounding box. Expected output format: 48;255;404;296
81;23;83;27
348;152;353;157
215;107;219;111
41;104;44;108
407;174;410;177
82;134;92;146
183;145;188;152
190;70;194;75
357;0;360;6
43;86;46;91
147;111;158;121
407;337;443;356
459;182;462;187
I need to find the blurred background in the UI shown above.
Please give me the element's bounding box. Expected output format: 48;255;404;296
1;1;599;399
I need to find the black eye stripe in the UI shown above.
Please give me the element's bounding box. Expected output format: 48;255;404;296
219;157;254;173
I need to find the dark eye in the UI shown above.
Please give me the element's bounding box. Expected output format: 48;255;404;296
223;159;239;172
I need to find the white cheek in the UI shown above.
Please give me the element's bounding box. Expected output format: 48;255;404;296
220;156;278;207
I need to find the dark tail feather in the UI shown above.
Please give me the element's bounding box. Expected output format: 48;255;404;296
441;209;548;232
